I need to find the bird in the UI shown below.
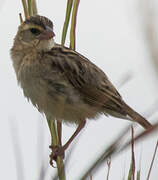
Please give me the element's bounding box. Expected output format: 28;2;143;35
11;15;152;164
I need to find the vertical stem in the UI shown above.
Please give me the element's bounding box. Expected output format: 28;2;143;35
61;0;74;45
27;0;33;16
32;0;38;15
47;119;66;180
131;126;135;180
106;158;111;180
21;0;29;19
70;0;80;50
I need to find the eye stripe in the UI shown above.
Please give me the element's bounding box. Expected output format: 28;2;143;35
21;24;44;31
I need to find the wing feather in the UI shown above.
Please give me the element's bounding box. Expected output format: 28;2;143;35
45;44;127;116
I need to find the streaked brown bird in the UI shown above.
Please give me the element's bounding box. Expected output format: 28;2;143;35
11;15;152;164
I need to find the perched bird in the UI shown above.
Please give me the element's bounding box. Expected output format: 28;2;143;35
11;15;152;163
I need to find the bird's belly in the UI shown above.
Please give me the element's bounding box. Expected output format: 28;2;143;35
21;80;101;124
18;62;102;124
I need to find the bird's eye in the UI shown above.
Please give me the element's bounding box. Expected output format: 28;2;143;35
30;28;41;35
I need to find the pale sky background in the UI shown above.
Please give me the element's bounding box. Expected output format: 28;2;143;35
0;0;158;180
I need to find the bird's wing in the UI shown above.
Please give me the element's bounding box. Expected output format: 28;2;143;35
45;44;127;116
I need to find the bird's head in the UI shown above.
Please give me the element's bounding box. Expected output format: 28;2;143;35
14;15;55;51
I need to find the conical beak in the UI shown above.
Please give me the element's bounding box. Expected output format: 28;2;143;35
37;26;55;40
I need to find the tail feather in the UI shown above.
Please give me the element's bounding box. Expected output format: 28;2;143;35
123;103;152;130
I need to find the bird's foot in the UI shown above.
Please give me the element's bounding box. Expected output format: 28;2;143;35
49;145;65;167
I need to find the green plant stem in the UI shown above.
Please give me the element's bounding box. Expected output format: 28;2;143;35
61;0;74;45
70;0;80;50
21;0;29;19
27;0;33;16
47;119;66;180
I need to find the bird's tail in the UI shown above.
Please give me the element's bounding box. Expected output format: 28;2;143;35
123;103;152;129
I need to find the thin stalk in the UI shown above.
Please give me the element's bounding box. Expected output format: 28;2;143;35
31;0;38;15
70;0;80;50
27;0;33;16
128;127;136;180
131;126;135;180
61;0;73;45
21;0;29;19
106;158;111;180
146;140;158;180
47;119;66;180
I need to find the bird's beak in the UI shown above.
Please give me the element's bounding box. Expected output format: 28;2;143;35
37;26;55;40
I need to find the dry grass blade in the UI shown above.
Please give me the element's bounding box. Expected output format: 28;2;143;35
80;122;158;179
131;126;135;180
70;0;80;50
119;123;158;154
127;127;135;180
146;140;158;180
106;158;111;180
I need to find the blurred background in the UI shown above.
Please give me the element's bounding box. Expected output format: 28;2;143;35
0;0;158;179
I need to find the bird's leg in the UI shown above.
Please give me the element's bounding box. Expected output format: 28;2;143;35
63;120;86;150
49;119;86;165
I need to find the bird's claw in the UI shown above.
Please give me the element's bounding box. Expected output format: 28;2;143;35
49;145;65;167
